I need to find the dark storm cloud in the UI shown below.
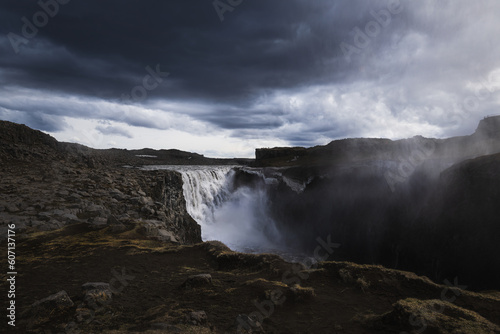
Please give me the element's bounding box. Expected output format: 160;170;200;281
0;0;397;100
0;107;66;132
1;0;500;155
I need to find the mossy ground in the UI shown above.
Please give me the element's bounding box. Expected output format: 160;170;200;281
1;223;500;333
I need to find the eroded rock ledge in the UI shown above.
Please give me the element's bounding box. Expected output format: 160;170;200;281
0;162;201;245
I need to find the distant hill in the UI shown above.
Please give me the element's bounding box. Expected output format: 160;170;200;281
254;115;500;167
0;120;250;166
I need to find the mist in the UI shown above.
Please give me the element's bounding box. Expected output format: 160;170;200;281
143;165;285;253
141;117;500;290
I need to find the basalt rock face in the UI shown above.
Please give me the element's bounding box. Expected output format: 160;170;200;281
264;165;404;262
259;152;500;290
140;170;201;244
476;115;500;137
0;162;202;245
405;153;500;290
250;116;500;291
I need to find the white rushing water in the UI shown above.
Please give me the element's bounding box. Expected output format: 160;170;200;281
141;165;282;253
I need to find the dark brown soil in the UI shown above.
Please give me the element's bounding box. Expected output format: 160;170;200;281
2;221;500;333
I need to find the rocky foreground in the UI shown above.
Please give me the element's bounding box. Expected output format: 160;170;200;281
1;120;500;333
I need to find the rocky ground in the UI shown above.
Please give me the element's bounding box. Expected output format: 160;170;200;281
0;161;201;245
1;120;500;333
1;219;500;333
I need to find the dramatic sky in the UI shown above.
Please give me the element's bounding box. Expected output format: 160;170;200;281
1;0;500;157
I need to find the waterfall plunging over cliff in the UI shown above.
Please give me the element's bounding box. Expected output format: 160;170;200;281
177;166;234;225
142;165;282;252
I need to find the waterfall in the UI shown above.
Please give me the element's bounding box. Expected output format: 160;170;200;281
141;165;282;252
177;166;234;226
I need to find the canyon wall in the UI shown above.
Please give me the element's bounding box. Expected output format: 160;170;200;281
244;117;500;290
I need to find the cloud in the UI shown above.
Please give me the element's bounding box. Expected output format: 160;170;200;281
0;0;500;157
0;106;66;132
96;125;133;138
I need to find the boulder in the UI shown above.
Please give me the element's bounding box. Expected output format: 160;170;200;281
85;204;109;218
110;189;127;201
82;282;113;307
187;311;208;325
6;204;19;213
90;217;108;229
141;206;155;215
61;213;79;222
37;212;52;221
26;290;74;323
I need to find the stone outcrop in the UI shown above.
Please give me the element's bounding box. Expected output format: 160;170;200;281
141;170;201;244
0;121;202;245
0;163;202;244
82;282;113;307
476;115;500;137
23;290;74;328
0;121;60;163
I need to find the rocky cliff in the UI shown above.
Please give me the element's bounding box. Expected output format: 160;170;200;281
242;116;500;291
0;121;201;245
476;115;500;137
0;121;61;163
405;152;500;290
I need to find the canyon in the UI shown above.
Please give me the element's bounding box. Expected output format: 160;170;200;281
1;118;500;333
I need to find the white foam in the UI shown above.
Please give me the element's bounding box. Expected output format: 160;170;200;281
141;165;282;252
